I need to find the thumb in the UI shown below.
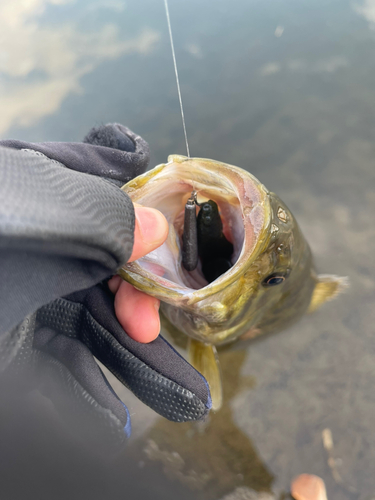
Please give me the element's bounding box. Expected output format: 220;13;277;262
128;206;169;262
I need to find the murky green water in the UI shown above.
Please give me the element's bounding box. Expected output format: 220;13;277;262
2;0;375;499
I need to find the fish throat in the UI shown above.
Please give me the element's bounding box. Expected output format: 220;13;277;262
182;195;234;283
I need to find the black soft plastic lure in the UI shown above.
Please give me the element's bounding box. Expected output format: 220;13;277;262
181;192;198;272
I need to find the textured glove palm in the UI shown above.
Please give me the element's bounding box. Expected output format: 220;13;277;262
0;123;211;450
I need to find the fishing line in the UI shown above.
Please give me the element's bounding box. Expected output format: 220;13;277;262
164;0;191;158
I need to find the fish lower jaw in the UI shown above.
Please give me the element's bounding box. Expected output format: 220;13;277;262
161;302;251;346
179;327;247;347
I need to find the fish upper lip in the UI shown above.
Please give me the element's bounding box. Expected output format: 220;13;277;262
121;156;271;303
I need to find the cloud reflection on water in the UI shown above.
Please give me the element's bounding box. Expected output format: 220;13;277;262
0;0;160;135
354;0;375;24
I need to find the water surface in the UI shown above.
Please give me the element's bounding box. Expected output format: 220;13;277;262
1;1;375;499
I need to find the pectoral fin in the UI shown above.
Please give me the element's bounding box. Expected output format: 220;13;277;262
308;274;349;313
188;338;223;411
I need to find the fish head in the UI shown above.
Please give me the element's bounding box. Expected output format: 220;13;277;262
119;155;343;345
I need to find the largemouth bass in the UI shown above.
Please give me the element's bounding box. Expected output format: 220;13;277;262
119;155;345;410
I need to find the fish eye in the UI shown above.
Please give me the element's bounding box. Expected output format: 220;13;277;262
262;271;289;287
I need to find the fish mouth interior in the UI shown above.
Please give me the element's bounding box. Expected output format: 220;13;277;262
124;160;264;292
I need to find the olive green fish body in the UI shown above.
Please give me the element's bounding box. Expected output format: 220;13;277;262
119;155;345;409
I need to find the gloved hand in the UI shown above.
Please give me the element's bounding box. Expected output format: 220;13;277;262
0;123;211;451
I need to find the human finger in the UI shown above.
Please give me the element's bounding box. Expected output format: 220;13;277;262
113;280;160;343
128;206;168;262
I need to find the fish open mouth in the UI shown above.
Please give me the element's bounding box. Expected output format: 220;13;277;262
120;155;270;304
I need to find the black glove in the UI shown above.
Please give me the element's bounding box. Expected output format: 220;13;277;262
0;123;211;451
